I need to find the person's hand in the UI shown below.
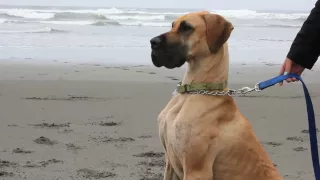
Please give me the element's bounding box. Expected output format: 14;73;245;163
279;58;305;86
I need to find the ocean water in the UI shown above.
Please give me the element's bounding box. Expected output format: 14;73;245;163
0;5;310;66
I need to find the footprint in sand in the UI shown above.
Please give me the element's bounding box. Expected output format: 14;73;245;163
33;136;57;146
23;159;63;168
103;137;135;143
0;171;14;178
293;147;307;152
138;159;165;167
262;141;283;147
58;129;74;134
89;121;121;127
12;148;34;154
88;116;121;127
301;128;320;133
96;121;122;127
286;136;304;142
134;151;164;158
77;168;116;179
166;76;179;81
65;143;83;152
134;151;165;180
29;122;70;129
90;136;135;143
8;124;18;127
138;170;163;180
0;160;19;168
138;135;152;139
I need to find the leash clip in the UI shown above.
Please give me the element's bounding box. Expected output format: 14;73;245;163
238;83;261;94
254;83;261;92
238;87;253;94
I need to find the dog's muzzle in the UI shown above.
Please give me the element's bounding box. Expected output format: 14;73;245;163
150;34;187;69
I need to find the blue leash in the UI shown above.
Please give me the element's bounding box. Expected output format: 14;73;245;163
258;73;320;179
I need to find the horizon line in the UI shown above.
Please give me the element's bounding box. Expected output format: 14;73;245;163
0;4;311;12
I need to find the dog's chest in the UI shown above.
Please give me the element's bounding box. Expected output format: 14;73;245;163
157;96;190;165
158;99;182;151
157;96;218;167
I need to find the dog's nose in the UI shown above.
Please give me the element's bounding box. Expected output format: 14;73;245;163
150;36;163;49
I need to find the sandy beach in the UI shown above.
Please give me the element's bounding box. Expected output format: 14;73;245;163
0;60;319;180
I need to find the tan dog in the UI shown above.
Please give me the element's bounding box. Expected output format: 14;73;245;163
150;11;282;180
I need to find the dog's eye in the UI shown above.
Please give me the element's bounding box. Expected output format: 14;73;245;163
178;21;194;32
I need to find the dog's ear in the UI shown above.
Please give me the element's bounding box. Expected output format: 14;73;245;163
202;13;234;53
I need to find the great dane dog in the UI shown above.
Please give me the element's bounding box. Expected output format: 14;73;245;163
149;11;282;180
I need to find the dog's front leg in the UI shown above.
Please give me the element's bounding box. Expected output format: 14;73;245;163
163;154;180;180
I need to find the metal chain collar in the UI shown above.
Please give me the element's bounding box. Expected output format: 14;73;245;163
172;82;261;97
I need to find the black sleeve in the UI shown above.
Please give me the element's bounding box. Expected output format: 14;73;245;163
287;0;320;69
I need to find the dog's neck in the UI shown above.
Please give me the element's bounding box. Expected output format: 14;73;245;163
182;44;229;86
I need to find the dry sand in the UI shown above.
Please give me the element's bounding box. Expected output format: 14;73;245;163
0;60;319;180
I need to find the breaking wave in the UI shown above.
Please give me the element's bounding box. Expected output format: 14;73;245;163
50;12;108;21
0;7;309;27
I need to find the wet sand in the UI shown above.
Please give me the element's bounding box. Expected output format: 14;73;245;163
0;60;319;180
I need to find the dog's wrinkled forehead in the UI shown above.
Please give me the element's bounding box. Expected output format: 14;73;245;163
171;11;210;31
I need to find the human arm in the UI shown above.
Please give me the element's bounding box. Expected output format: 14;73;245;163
279;1;320;85
286;0;320;69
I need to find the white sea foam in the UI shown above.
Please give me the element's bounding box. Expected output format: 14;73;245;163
0;7;309;27
39;20;94;25
119;21;170;27
0;27;68;34
0;8;55;19
212;9;308;20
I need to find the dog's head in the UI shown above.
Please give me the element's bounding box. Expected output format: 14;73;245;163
150;11;234;69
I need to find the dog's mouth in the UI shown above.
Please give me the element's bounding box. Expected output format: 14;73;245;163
151;45;187;69
151;51;163;67
151;51;186;69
